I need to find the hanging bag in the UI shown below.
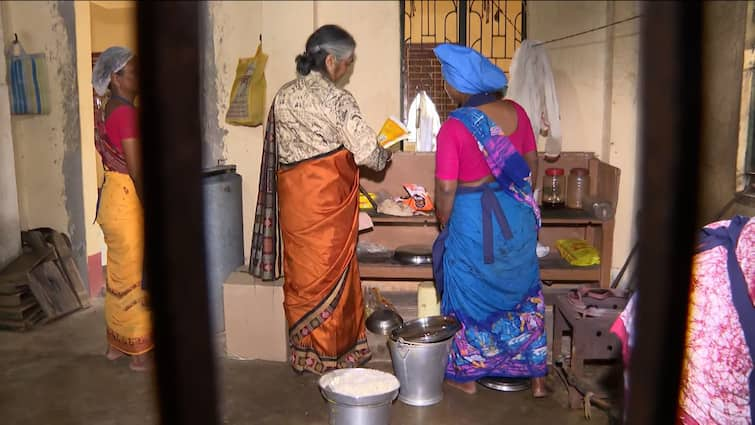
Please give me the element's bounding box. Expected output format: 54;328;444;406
225;43;268;127
7;36;49;115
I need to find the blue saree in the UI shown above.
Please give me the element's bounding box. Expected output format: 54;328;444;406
436;107;547;382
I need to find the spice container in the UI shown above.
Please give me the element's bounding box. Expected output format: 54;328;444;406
566;168;590;209
542;168;566;209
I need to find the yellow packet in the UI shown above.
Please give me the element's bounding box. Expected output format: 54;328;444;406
377;116;409;148
359;192;377;210
556;239;601;267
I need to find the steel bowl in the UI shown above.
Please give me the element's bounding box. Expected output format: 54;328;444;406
366;308;404;335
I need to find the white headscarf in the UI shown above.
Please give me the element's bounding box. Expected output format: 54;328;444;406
91;46;133;96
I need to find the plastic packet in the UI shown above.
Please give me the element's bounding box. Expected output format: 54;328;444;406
377;116;409;149
400;184;434;212
556;239;601;267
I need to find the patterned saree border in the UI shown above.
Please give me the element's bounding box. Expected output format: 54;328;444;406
290;338;372;375
288;264;350;345
106;327;153;355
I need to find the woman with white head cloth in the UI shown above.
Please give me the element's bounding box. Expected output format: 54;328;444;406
92;46;152;372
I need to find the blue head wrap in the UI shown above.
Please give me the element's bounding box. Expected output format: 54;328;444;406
433;43;508;95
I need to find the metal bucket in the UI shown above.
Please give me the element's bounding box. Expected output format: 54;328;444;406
323;398;394;425
388;337;453;406
319;369;399;425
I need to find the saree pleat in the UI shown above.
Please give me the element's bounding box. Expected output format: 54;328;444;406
277;149;371;374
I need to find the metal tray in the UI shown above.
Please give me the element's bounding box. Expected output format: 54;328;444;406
477;377;530;392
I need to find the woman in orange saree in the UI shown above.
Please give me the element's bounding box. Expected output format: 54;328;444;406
250;25;390;374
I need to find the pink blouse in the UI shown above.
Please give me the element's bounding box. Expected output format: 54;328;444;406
435;100;536;181
104;105;139;155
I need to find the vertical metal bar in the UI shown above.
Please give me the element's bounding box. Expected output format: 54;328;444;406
459;0;468;46
400;0;407;149
137;2;220;425
627;2;702;424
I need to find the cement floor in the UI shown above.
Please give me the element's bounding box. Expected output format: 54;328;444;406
0;300;610;425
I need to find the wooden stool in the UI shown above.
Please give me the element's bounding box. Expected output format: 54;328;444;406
552;292;627;408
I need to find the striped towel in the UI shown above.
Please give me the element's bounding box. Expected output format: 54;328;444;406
9;52;49;115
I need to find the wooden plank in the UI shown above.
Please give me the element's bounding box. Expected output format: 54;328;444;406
359;263;434;280
360;152;437;198
369;214;438;226
0;291;34;308
596;160;621;208
0;308;46;331
0;249;50;286
0;298;41;320
45;230;90;308
26;261;81;319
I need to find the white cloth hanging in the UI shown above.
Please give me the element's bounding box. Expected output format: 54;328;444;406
507;40;562;157
406;91;441;152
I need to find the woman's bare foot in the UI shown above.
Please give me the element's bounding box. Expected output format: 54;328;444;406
105;346;125;361
531;377;547;398
446;379;478;395
129;353;153;372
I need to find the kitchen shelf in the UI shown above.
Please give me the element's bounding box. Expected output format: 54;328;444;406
367;213;437;226
358;255;601;282
358;151;620;294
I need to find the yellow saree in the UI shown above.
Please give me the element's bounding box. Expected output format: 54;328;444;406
97;171;153;355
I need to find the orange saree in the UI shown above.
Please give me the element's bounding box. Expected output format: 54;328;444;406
277;148;371;374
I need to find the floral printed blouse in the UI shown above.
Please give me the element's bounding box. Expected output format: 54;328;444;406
273;71;389;170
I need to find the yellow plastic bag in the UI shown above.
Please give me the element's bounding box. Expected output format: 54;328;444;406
556;239;601;267
225;44;268;127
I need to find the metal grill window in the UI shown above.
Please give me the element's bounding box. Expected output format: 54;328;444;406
401;0;525;123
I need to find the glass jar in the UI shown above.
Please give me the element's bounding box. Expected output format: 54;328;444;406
566;168;590;209
542;168;566;208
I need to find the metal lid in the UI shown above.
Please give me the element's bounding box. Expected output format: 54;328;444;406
477;377;530;392
202;165;237;177
545;167;565;176
389;315;461;343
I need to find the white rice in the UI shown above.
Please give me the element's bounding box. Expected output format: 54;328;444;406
320;368;400;398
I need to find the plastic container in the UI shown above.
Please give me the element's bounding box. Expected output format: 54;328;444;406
542;168;566;209
202;165;244;333
566;168;590;209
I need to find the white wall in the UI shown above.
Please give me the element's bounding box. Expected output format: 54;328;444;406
1;1;87;284
206;1;401;262
0;6;21;268
529;1;641;275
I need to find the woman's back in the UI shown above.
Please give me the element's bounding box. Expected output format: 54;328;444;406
435;100;536;183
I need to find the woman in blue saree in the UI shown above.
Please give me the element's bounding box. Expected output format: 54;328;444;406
432;44;547;397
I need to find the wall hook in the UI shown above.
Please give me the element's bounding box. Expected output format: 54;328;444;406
259;34;262;43
14;33;18;44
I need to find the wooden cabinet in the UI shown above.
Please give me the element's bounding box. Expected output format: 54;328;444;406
358;152;620;299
